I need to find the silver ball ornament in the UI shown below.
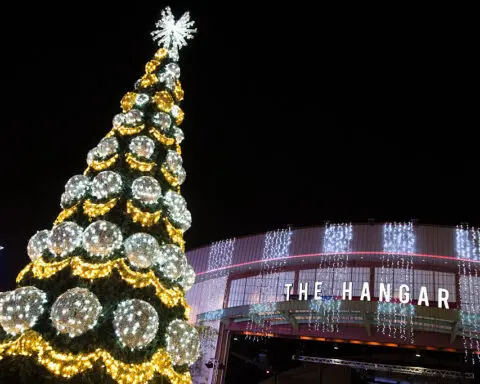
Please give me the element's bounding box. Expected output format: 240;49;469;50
164;190;192;231
48;221;83;257
112;114;125;128
113;299;159;349
179;264;196;291
96;137;119;159
91;171;122;200
65;175;90;201
0;287;47;335
82;221;123;258
50;288;102;337
131;177;162;205
152;112;171;131
124;233;160;269
129;136;156;159
124;109;143;125
165;150;183;173
157;244;187;280
166;320;200;366
27;230;50;261
165;63;181;79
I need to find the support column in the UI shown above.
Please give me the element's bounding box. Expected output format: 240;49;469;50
214;323;231;384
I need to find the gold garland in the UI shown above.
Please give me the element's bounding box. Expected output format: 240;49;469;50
173;81;184;102
164;218;185;251
0;331;192;384
139;73;158;88
16;257;188;311
161;165;182;188
153;90;174;113
125;153;156;172
83;198;119;219
116;124;145;136
126;200;161;227
54;204;79;225
149;127;176;146
89;154;119;171
120;92;137;112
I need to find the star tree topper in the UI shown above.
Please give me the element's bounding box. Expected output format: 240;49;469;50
151;6;197;61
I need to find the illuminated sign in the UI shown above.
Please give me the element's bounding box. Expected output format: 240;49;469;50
285;282;450;309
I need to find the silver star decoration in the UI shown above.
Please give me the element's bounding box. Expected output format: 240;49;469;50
151;6;197;61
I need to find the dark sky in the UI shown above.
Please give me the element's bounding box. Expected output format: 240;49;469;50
0;3;478;290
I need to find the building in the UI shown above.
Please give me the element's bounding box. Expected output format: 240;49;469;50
186;223;479;383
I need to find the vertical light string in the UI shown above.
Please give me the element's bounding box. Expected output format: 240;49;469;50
191;238;235;379
246;228;292;340
310;223;352;333
380;222;416;343
456;226;480;364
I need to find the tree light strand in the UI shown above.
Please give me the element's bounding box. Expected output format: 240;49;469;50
15;257;188;312
0;331;191;384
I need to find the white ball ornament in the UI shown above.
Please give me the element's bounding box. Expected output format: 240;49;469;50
65;175;90;201
157;244;187;280
124;109;143;125
152;112;171;130
165;150;183;173
112;113;125;128
91;171;122;200
176;168;186;185
96;137;119;159
131;176;162;205
113;299;159;349
27;230;50;261
48;221;83;257
172;127;184;143
124;233;160;268
165;62;181;79
166;320;200;366
129;136;156;159
164;190;192;231
135;93;150;107
82;221;123;258
179;264;196;291
87;148;97;166
50;288;102;337
0;287;47;335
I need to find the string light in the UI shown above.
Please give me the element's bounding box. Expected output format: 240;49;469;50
54;203;79;225
125;153;156;172
116;124;145;136
88;154;119;171
0;331;192;384
161;165;183;187
149;127;176;146
126;200;162;227
456;225;480;363
247;229;291;340
83;198;119;219
120;92;137;112
15;257;188;311
313;223;352;334
380;222;416;343
164;217;185;251
173;81;184;102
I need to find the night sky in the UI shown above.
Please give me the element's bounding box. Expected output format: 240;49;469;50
0;3;477;291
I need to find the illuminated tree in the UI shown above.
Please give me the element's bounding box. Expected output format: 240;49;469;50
0;7;199;384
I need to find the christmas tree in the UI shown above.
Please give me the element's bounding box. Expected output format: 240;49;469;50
0;7;199;384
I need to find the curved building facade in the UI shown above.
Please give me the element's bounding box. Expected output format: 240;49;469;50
186;223;479;383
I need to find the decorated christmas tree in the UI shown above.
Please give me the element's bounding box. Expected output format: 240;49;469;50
0;7;200;384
